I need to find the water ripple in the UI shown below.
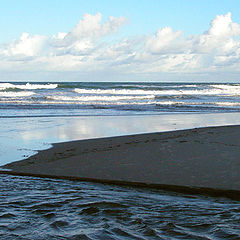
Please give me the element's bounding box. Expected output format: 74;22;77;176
0;174;239;239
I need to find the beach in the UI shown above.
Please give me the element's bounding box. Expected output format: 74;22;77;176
2;124;240;200
1;82;240;238
2;2;240;237
1;82;240;197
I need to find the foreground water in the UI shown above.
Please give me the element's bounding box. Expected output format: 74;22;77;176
0;174;239;240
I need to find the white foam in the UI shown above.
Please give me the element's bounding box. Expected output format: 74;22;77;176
18;83;58;90
74;88;155;95
47;95;155;101
74;87;240;96
0;83;58;90
213;102;240;106
0;83;15;90
0;91;35;97
210;84;240;89
156;101;185;105
156;101;240;107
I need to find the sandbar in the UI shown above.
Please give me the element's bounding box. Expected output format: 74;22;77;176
1;125;240;199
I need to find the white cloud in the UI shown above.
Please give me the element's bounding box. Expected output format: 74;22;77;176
52;13;126;52
145;27;184;54
4;33;48;57
142;12;240;73
0;12;240;81
49;13;127;58
64;13;126;43
208;12;240;37
192;13;240;55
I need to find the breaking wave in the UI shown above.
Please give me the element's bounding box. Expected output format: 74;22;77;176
47;95;155;102
0;83;58;90
74;85;240;96
1;82;240;116
0;91;35;97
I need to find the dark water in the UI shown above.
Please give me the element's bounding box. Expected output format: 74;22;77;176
0;174;239;240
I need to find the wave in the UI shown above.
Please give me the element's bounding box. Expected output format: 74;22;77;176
1;94;239;107
47;95;155;102
74;88;192;95
0;83;58;90
74;88;156;95
0;91;35;97
156;101;240;107
210;84;240;89
210;84;240;94
0;82;240;114
0;83;14;90
213;101;240;106
1;83;240;97
74;86;240;96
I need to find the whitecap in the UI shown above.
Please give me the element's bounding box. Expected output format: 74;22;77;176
0;91;35;97
47;95;155;102
0;83;58;90
74;87;240;97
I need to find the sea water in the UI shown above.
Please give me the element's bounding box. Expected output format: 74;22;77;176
0;82;240;239
1;82;240;117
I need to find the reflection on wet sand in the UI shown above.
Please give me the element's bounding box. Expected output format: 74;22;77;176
1;112;240;165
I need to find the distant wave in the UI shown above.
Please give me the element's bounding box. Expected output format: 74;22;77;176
210;84;240;90
0;83;58;90
74;86;240;96
0;91;35;97
74;88;190;95
47;95;155;102
1;82;240;115
74;88;158;95
156;101;240;107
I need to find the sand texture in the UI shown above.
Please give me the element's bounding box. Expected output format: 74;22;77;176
1;125;240;197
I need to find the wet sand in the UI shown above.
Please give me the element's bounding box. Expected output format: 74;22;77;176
1;125;240;199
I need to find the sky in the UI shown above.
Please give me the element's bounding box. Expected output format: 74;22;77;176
0;0;240;82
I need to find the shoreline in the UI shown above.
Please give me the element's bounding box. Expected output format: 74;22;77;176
0;170;239;200
1;125;240;200
3;112;240;166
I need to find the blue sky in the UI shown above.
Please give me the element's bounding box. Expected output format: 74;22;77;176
0;0;240;82
1;0;240;41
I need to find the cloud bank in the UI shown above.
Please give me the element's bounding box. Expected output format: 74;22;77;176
1;12;240;81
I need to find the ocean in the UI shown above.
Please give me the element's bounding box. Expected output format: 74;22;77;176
1;82;240;239
1;82;240;117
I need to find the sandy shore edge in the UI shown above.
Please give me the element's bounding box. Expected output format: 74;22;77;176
1;125;240;199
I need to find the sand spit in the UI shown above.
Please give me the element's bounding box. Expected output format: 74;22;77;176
1;125;240;199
